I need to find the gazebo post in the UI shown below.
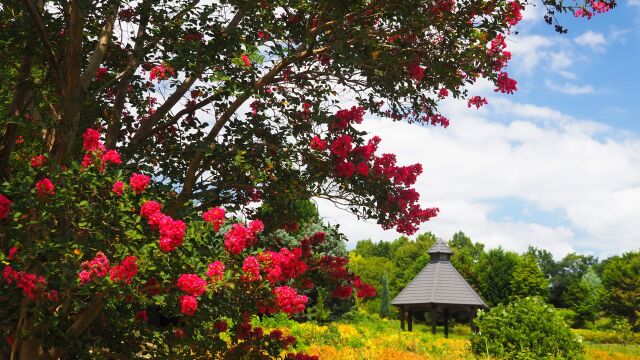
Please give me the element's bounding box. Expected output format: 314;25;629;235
469;306;478;333
431;305;437;335
400;306;405;331
444;309;449;338
407;308;413;332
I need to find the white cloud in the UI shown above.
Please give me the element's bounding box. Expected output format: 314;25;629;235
629;0;640;6
549;51;573;72
556;70;578;80
575;31;607;51
317;97;640;259
507;35;554;73
546;80;595;95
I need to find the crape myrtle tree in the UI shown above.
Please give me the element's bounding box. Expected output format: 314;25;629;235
0;0;612;358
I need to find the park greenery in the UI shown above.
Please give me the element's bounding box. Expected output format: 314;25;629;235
0;0;625;358
346;231;639;359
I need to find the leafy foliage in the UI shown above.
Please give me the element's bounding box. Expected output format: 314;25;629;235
470;297;585;360
601;251;640;329
379;271;391;318
476;248;520;306
510;255;550;301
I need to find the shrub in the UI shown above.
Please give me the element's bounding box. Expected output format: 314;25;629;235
0;129;374;359
470;297;585;359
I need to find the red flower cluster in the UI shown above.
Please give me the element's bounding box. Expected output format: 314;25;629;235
0;194;11;219
241;54;251;67
2;266;50;301
353;277;377;298
140;200;163;218
330;134;353;158
173;327;187;338
327;135;381;178
149;64;175;81
356;162;369;176
30;155;46;168
109;256;138;284
202;207;226;232
300;232;325;258
372;153;421;186
331;284;353;298
273;286;308;315
129;173;150;194
179;295;198;316
504;1;523;27
135;310;148;323
335;161;355;177
249;219;264;234
206;260;225;282
36;178;55;198
407;59;424;82
80;128;122;171
495;72;518;94
177;273;207;296
112;180;124;196
242;256;261;281
259;247;307;284
309;135;327;151
332;106;365;130
488;34;511;71
95;67;108;81
83;128;103;152
223;220;263;255
78;252;110;285
468;96;489;109
318;256;350;281
575;1;611;19
102;150;122;165
139;200;187;252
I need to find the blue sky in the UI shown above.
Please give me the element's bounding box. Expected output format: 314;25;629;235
509;3;640;132
317;3;640;259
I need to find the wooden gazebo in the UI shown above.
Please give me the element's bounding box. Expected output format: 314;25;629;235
391;239;488;337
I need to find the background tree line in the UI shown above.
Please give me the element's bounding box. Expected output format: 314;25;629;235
349;231;640;330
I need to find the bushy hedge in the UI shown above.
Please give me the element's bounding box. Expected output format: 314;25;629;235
470;297;584;359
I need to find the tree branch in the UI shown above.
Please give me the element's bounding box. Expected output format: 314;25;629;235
105;0;152;147
80;0;121;90
92;0;201;96
131;71;202;143
20;0;64;93
49;297;104;360
171;45;324;209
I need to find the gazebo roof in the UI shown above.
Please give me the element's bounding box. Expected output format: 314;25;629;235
392;240;488;308
427;239;454;255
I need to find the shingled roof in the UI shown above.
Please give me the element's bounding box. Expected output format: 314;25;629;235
391;239;488;308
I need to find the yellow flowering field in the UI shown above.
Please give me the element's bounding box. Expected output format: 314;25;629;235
258;311;640;359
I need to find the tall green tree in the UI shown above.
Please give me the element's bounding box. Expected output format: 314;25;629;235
379;271;391;318
527;246;557;279
510;255;549;301
549;253;598;307
449;231;485;290
476;248;520;306
563;268;603;327
601;251;640;329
